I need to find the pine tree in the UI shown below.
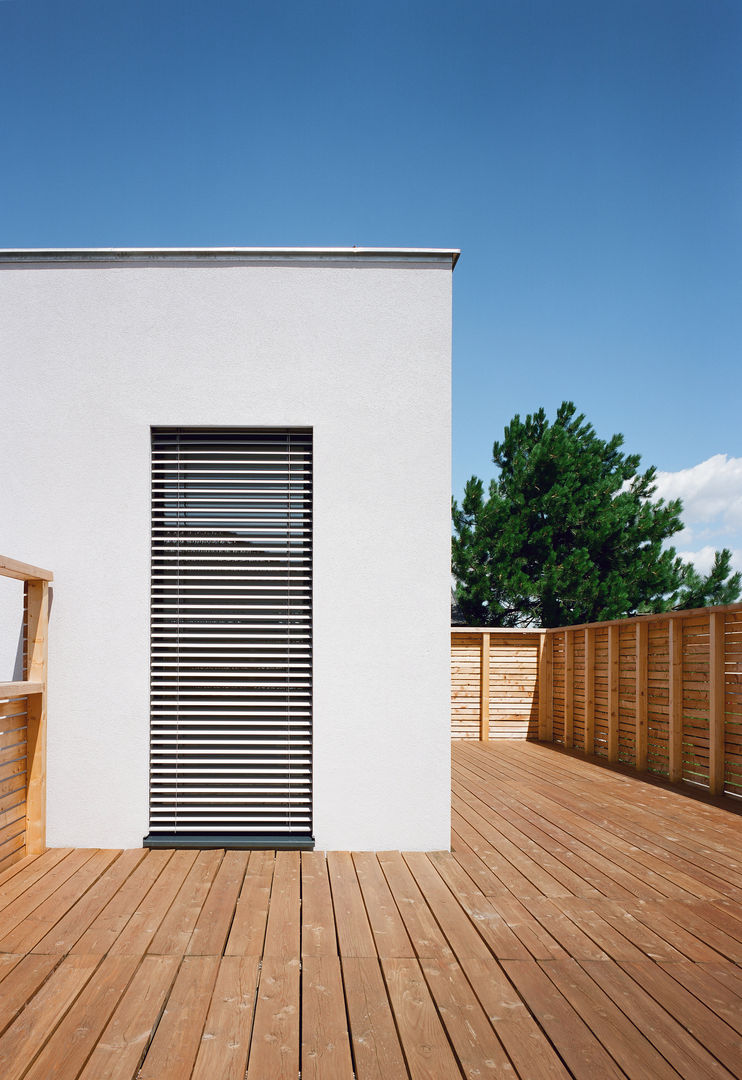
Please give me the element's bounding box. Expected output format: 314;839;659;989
452;402;741;627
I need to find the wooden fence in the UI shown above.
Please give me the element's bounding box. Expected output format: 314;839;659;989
0;555;52;873
451;628;544;740
452;602;742;799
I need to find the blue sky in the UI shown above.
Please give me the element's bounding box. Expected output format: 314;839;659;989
2;0;740;571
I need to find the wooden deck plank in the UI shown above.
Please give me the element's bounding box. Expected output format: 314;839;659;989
147;849;223;956
72;848;174;955
486;743;742;882
460;742;740;877
697;961;742;1000
0;849;97;942
652;904;742;963
378;851;454;961
551;899;656;963
453;789;576;899
187;850;248;956
485;894;568;960
0;952;25;985
419;957;516;1078
452;808;559;898
454;771;621;899
77;954;180;1080
576;960;734;1079
262;849;301;960
617;959;742;1075
0;953;100;1080
0;851;40;890
353;851;415;958
454;758;680;900
225;848;275;955
450;829;518;896
381;956;463;1080
452;952;571;1079
327;850;377;958
246;954;301;1080
404;850;525;961
32;848;147;954
138;955;220;1080
0;849;70;908
0;953;61;1036
502;958;625;1079
301;954;355;1080
191;955;259;1080
302;851;339;956
245;852;301;1079
0;741;740;1079
455;750;719;901
108;848;198;956
574;899;687;961
22;954;140;1080
524;897;610;961
618;898;734;963
0;849;120;953
341;956;409;1080
537;958;683;1079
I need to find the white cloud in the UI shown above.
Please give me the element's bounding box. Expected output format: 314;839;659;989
653;455;742;575
654;454;742;532
676;545;742;576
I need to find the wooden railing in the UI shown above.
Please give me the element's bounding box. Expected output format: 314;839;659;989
0;555;52;872
540;603;742;798
451;628;545;740
452;602;742;800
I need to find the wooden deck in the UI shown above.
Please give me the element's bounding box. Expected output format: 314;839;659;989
1;742;741;1079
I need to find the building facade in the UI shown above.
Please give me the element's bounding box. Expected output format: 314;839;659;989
0;248;455;850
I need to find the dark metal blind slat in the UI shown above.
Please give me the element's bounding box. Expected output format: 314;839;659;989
148;428;313;840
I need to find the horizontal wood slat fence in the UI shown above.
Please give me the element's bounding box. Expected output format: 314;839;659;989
453;600;742;800
0;555;52;873
451;628;543;741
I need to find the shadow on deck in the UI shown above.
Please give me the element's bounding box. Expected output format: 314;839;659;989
0;740;741;1079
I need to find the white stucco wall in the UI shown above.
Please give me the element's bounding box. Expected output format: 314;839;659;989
0;250;453;850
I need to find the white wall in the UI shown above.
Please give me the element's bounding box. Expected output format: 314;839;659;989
0;252;452;850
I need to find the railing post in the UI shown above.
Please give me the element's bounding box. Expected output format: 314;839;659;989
584;627;594;755
709;611;725;795
607;624;619;762
540;630;550;743
668;617;683;782
541;632;553;742
479;632;490;742
24;580;48;855
564;629;574;748
635;621;648;772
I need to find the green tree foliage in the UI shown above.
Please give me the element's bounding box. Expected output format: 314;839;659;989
452;402;741;627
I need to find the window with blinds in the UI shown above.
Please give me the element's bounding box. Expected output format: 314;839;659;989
146;428;313;848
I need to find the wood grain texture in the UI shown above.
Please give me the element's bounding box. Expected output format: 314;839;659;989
510;604;742;800
1;744;740;1078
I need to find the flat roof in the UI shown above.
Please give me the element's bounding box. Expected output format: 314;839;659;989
0;246;459;269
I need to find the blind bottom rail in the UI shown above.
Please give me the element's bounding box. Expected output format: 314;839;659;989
143;832;315;850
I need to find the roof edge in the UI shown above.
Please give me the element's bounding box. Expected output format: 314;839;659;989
0;246;460;270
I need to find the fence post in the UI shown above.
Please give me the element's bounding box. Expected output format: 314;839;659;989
668;618;683;782
607;624;619;762
564;629;574;748
479;632;490;742
24;580;48;855
709;611;725;795
537;632;547;739
584;627;594;754
543;633;553;741
635;621;648;772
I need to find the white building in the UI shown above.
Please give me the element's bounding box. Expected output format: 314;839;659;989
0;247;456;851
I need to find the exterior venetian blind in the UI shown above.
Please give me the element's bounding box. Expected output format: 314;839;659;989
146;428;313;848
